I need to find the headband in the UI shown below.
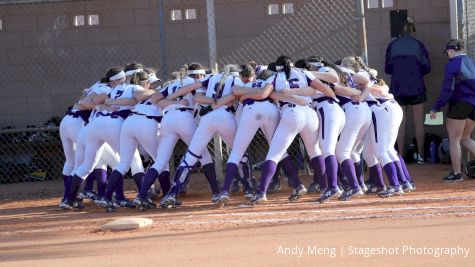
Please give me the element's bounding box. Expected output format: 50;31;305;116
109;71;126;81
230;72;240;76
187;69;206;75
275;65;284;71
125;69;143;76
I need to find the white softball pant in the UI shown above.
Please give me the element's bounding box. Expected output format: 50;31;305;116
336;102;371;163
182;108;236;167
314;100;346;158
150;109;210;174
114;114;160;175
228;101;280;164
59;115;85;175
74;116;144;179
266;105;321;163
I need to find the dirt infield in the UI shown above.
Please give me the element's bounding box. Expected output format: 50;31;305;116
1;164;475;266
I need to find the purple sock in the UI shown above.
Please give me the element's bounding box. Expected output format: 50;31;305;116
158;171;170;195
105;170;123;200
68;175;84;201
354;161;364;186
369;165;385;187
394;160;408;183
115;176;126;200
310;155;326;189
325;155;338;188
258;160;278;194
203;163;219;195
139;168;158;200
62;175;71;200
341;159;359;189
223;163;238;192
383;162;399;187
169;165;190;197
94;169;107;198
398;154;413;182
132;172;144;191
84;172;95;192
337;164;349;188
280;156;302;188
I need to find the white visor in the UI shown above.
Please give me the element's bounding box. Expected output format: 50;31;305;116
125;68;143;76
187;69;206;75
148;73;161;83
275;65;284;71
109;71;126;81
309;62;324;68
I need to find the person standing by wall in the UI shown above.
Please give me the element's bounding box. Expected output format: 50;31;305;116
430;39;475;182
385;22;431;164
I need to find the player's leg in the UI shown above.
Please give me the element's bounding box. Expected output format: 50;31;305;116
412;102;425;163
396;105;408;154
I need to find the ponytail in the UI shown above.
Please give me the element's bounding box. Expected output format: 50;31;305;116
275;55;292;79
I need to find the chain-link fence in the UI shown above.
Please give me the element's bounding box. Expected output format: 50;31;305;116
0;0;358;188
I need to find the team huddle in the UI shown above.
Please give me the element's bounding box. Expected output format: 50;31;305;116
59;55;416;212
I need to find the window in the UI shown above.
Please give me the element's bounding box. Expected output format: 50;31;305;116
267;4;279;15
282;3;294;14
88;14;99;26
368;0;379;9
382;0;393;8
73;15;85;26
0;19;3;31
185;9;196;20
171;10;182;21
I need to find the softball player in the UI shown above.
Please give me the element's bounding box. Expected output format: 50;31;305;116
239;55;337;204
291;57;347;196
159;64;246;207
134;63;219;209
59;79;110;206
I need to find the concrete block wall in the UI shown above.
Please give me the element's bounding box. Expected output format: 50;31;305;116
365;0;451;145
0;0;162;127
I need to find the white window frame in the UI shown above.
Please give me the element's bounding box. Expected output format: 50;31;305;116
171;9;182;21
87;14;99;26
267;4;280;15
282;3;294;14
368;0;379;9
185;9;197;20
73;15;85;27
382;0;394;8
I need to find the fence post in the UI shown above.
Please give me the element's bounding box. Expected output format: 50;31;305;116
158;0;169;79
354;0;368;65
206;0;223;178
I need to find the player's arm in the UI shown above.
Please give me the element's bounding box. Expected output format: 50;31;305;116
369;84;390;96
281;86;316;96
352;72;371;88
214;94;237;109
157;99;188;109
77;93;108;110
310;79;337;99
311;70;339;84
232;85;259;96
239;83;273;101
134;89;155;102
194;92;214;105
149;91;165;104
166;82;203;100
334;84;361;97
269;92;307;106
104;97;137;106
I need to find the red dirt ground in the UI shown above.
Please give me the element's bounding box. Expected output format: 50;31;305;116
1;164;475;266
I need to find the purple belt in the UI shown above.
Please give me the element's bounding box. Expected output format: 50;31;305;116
66;107;91;124
131;112;162;123
366;100;380;107
314;96;337;104
96;110;131;120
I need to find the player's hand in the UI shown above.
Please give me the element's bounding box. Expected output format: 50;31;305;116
295;98;308;106
430;111;437;119
178;99;189;106
351;94;361;102
239;95;248;103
